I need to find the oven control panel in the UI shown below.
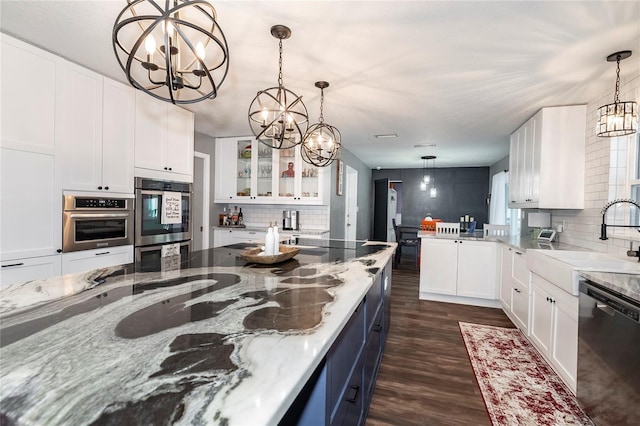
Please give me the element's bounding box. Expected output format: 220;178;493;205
74;198;128;209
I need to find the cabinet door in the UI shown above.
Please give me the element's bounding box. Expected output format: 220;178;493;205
530;282;553;355
1;35;58;154
1;148;62;260
214;137;240;201
419;239;457;295
254;140;276;201
277;146;298;201
499;246;513;308
61;246;133;275
102;78;135;193
1;255;61;287
508;130;520;206
135;92;167;171
166;105;194;177
551;300;578;392
60;62;104;192
457;241;497;299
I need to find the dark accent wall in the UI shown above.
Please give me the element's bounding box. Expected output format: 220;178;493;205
371;167;490;230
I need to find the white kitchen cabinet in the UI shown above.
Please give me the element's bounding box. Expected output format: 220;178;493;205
499;245;530;333
214;136;327;205
213;229;267;248
1;255;62;287
419;238;498;307
529;273;578;393
61;245;133;275
59;65;135;194
509;105;586;209
135;92;194;182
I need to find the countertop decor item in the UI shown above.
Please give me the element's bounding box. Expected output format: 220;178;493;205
459;322;594;426
596;50;638;137
248;25;308;150
301;81;341;167
112;0;229;104
240;244;300;264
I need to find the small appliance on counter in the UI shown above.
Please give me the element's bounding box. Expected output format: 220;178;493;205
283;210;299;231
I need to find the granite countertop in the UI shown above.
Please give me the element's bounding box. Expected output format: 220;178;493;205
0;241;395;425
578;270;640;302
212;226;330;235
417;230;586;251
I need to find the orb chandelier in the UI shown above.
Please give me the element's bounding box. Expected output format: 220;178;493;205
248;25;308;150
112;0;229;104
419;155;437;197
301;81;341;167
595;50;638;138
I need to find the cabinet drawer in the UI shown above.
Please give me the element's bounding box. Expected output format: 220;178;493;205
512;249;529;286
511;279;529;332
363;307;383;404
330;355;364;426
365;274;382;334
327;301;365;416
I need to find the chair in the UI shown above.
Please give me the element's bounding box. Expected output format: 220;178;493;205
392;218;421;269
483;224;510;237
435;222;461;237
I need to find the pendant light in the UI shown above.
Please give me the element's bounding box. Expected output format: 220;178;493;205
301;81;341;167
112;0;229;104
248;25;308;150
595;50;638;137
429;155;437;198
420;155;433;191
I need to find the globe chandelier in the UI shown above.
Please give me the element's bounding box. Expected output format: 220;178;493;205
112;0;229;104
248;25;308;150
595;50;638;138
301;81;341;167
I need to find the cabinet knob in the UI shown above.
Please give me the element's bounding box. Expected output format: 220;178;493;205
57;249;62;253
104;186;109;191
164;167;168;170
98;186;103;190
169;167;172;171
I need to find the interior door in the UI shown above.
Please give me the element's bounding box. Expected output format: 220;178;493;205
373;179;390;241
344;165;358;240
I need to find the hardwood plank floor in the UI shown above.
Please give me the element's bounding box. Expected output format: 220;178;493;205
366;255;515;425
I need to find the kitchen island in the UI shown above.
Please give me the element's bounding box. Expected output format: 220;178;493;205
0;240;395;425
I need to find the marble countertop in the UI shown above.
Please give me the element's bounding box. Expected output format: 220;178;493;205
417;230;586;251
212;226;330;235
578;270;640;303
0;241;395;425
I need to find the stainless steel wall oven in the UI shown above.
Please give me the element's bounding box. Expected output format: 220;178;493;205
134;178;192;247
62;194;134;253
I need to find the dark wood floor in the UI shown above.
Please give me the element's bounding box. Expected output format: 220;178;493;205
366;254;515;426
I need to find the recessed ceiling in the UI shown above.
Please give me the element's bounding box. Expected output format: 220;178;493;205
1;1;638;169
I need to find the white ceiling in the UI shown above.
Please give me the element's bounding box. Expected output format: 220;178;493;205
1;1;639;169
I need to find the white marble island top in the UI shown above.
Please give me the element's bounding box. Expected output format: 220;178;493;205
0;241;395;425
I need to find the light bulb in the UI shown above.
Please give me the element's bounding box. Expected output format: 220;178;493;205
195;41;206;60
164;21;175;37
423;175;430;184
144;35;156;55
420;181;427;191
430;187;437;198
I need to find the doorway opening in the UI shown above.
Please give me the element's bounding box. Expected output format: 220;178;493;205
193;151;210;251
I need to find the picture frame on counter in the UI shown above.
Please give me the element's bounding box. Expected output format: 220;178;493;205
336;160;344;196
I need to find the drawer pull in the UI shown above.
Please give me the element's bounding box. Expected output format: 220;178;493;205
515;251;523;256
2;262;24;268
345;385;359;403
514;288;521;293
94;251;111;256
373;324;382;332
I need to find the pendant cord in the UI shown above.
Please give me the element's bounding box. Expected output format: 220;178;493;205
614;55;621;104
318;88;325;123
278;38;283;88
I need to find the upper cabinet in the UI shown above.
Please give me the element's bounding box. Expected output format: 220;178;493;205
58;64;135;194
1;35;63;262
509;105;587;209
135;92;194;182
214;136;328;205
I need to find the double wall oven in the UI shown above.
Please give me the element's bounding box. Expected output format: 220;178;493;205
62;194;134;252
134;178;192;271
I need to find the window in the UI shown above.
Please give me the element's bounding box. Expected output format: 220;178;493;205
607;131;640;236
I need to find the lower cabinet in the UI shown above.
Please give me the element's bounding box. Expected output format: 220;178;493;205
61;246;133;275
529;273;578;393
498;245;530;333
283;259;391;425
420;238;498;306
1;255;61;287
213;229;265;248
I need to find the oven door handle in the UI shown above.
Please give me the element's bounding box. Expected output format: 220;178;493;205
69;213;131;219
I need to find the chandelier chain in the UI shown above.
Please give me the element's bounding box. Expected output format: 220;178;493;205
278;38;284;87
614;55;621;103
318;88;325;123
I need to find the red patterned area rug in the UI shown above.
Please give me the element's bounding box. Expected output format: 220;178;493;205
459;322;593;426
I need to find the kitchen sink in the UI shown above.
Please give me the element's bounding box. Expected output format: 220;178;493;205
527;249;639;296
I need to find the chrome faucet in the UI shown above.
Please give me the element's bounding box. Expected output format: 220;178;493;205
599;198;640;240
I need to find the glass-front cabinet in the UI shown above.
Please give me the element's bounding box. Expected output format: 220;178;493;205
214;136;326;205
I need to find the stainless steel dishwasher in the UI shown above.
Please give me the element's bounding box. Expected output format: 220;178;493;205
577;279;640;425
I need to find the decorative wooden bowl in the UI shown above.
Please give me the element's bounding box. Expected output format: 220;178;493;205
240;245;300;264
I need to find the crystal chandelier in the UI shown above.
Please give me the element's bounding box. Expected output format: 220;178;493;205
248;25;308;150
301;81;341;167
112;0;229;104
595;50;638;138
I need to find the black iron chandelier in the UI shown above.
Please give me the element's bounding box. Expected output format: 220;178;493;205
301;81;341;167
112;0;229;104
248;25;308;150
596;50;638;137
